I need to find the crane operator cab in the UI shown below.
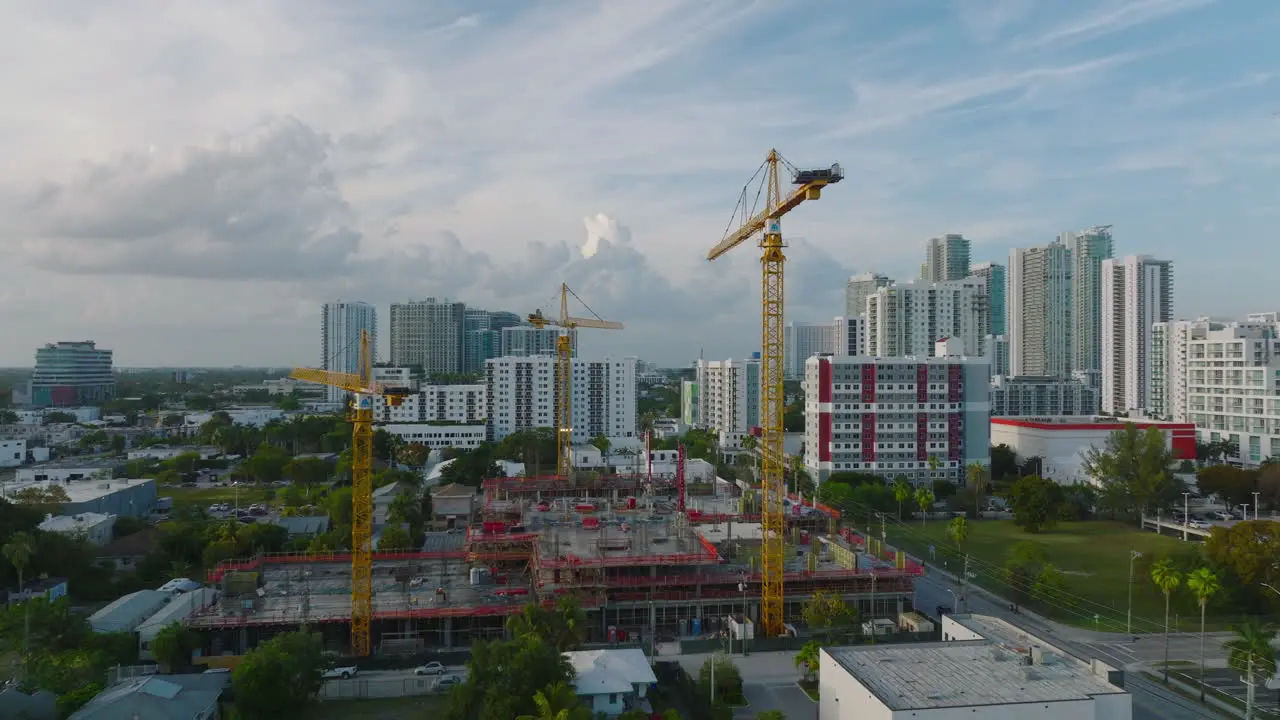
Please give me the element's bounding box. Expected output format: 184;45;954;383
528;309;546;326
792;163;845;185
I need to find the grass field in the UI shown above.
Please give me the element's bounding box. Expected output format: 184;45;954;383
162;485;275;509
883;519;1198;632
312;696;446;719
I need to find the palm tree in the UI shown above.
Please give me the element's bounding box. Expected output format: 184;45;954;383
893;477;912;520
516;681;589;720
1223;620;1278;720
2;531;34;654
794;639;820;683
947;516;969;553
927;454;940;479
1150;558;1183;685
1186;567;1221;702
914;487;935;525
966;462;989;518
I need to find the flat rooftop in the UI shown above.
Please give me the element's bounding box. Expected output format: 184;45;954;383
1;478;153;503
189;557;530;627
22;457;119;469
826;615;1125;711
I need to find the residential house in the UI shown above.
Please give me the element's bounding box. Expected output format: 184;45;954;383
70;672;230;720
273;515;331;538
38;512;116;545
6;577;68;605
372;481;414;525
430;483;477;530
89;589;171;633
138;588;218;660
95;529;161;574
0;687;56;719
563;648;657;717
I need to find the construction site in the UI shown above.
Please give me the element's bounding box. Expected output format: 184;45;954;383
189;468;923;659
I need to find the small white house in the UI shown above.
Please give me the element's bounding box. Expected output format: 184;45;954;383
38;513;116;545
563;648;656;718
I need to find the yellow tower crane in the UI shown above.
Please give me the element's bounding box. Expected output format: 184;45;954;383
527;283;624;477
290;330;409;656
706;149;843;636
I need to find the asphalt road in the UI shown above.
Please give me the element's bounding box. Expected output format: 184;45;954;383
677;651;815;719
913;570;1225;720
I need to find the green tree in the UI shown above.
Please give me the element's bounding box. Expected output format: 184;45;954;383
284;456;332;498
232;630;327;719
0;409;18;424
514;681;592;720
109;434;126;453
698;654;744;705
149;622;196;672
800;590;855;639
445;635;574;720
1031;564;1071;608
947;516;969;554
1003;541;1047;603
1185;568;1222;702
1195;464;1258;507
1008;475;1065;533
892;477;912;520
506;597;587;652
1081;424;1179;522
966;461;990;515
377;525;414;551
1223;620;1278;718
914;487;934;525
2;530;34;653
396;442;430;468
1203;520;1280;612
756;712;787;720
1150;558;1183;685
242;443;290;484
794;639;820;683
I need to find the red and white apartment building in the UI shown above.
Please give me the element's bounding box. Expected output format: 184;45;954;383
803;348;992;485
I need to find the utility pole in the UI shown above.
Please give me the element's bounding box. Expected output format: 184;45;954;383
962;554;971;613
1182;492;1190;541
1252;491;1261;521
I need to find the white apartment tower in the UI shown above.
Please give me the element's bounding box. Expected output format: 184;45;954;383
500;326;576;357
845;272;893;317
376;384;486;424
785;322;836;378
1062;226;1115;374
321;301;377;404
1153;317;1280;465
920;234;971;282
695;357;761;435
484;356;637;443
832;316;867;357
1100;255;1173;415
865;279;988;358
1009;242;1072;377
389;298;466;377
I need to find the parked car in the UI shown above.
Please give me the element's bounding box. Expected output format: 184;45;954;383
414;662;445;676
436;675;461;688
323;666;358;680
409;576;427;587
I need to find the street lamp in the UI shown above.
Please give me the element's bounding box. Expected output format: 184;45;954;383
1252;491;1261;521
1182;492;1191;541
1262;583;1280;598
1127;550;1143;634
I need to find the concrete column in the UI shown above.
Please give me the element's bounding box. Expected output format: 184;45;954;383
444;617;453;649
239;627;249;654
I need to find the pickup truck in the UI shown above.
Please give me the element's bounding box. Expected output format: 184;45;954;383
323;666;358;680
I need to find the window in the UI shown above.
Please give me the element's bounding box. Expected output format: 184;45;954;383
609;693;617;703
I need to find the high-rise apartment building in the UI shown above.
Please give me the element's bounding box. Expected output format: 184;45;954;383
920;234;971;282
803;353;991;484
968;262;1006;336
389;298;466;377
1152;316;1280;465
1062;226;1115;375
1009;242;1072;377
28;342;116;407
983;335;1010;378
785;322;836;378
321;301;378;404
500;326;576;357
376;384;486;424
695;357;761;435
1100;255;1173;415
462;309;497;375
484;356;637;443
989;375;1099;417
865;279;988;358
832;316;866;357
845;272;893;317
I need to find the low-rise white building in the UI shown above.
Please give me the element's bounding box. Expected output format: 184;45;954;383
563;648;657;718
0;439;25;468
38;512;116;545
137;587;218;660
989;417;1197;485
88;589;173;634
126;445;221;461
820;613;1130;720
183;408;283;429
15;460;115;483
382;423;486;451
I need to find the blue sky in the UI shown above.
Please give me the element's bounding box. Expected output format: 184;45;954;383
0;0;1276;366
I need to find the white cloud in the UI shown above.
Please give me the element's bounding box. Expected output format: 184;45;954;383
0;0;1273;367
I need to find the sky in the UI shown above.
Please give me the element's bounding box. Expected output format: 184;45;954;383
1;0;1277;368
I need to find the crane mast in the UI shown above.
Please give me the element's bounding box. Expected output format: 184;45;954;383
527;284;623;477
707;149;843;636
290;329;407;656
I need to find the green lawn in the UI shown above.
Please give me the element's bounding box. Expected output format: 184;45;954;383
162;485;275;509
883;519;1197;632
311;695;446;719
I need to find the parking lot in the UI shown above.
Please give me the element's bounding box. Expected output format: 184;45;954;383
1168;666;1280;718
677;651;814;719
